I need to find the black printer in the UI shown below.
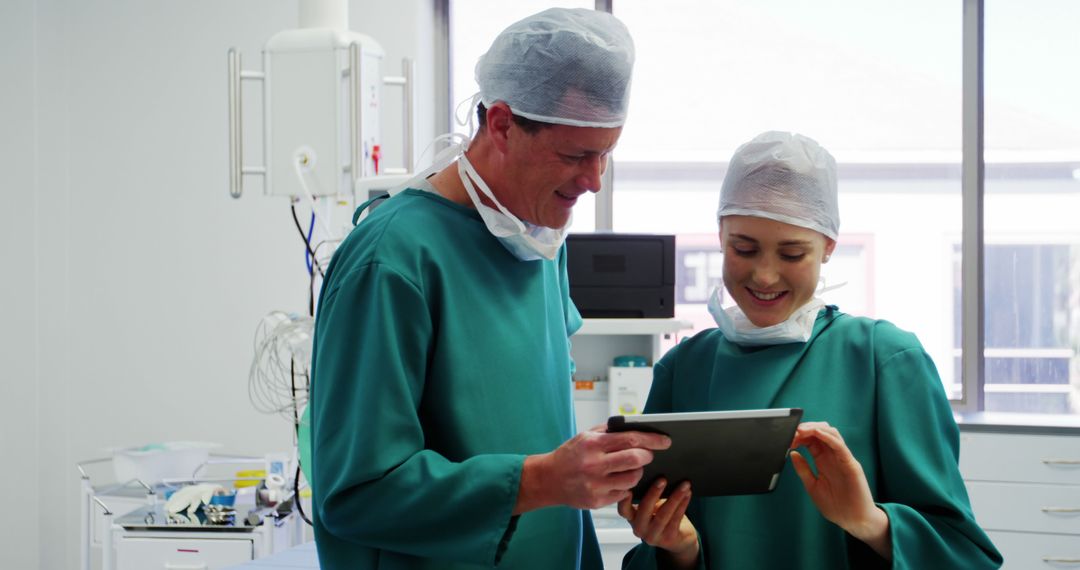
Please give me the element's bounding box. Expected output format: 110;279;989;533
566;233;675;318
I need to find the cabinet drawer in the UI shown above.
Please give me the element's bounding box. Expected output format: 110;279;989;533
968;481;1080;535
989;530;1080;570
116;537;253;570
961;433;1080;485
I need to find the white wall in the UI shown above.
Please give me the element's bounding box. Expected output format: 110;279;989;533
0;1;442;567
1;2;41;568
355;0;444;170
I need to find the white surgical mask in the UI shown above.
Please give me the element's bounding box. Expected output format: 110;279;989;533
395;97;571;262
456;154;569;261
707;287;825;346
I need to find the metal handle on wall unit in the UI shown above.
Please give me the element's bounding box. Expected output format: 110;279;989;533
228;48;242;198
402;57;415;171
349;42;364;182
227;48;266;199
383;57;415;174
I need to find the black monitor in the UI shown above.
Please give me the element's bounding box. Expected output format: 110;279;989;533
566;233;675;318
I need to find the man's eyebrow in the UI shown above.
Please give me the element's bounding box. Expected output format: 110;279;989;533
560;140;617;155
560;147;608;156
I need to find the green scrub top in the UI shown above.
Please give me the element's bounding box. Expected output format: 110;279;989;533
310;189;601;569
623;308;1003;570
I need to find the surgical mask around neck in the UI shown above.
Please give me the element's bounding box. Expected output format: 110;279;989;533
396;92;570;262
456;153;570;261
707;287;825;346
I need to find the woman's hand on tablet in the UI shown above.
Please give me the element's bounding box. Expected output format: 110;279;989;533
617;478;700;568
790;422;892;560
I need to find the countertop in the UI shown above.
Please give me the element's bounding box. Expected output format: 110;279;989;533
955;411;1080;435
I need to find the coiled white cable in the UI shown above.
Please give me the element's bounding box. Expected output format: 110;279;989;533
249;311;314;420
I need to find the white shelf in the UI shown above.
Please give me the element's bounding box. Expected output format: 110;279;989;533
576;318;693;336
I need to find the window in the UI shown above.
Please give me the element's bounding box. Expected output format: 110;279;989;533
610;0;964;397
445;1;1080;416
953;244;1078;413
982;0;1080;414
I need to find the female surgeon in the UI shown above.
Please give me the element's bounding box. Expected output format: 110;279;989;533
617;131;1002;569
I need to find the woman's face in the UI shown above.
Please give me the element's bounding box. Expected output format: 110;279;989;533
720;215;836;327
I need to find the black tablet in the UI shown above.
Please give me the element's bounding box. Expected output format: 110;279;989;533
607;408;803;500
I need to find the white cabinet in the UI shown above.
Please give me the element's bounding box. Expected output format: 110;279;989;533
984;531;1080;569
117;536;253;570
960;431;1080;569
110;519;297;570
572;318;693;380
960;431;1080;485
571;318;693;432
967;482;1080;535
572;318;693;568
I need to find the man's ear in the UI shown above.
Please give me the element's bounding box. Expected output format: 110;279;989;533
484;101;515;155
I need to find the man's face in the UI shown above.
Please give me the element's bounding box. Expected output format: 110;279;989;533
720;215;835;327
496;123;622;229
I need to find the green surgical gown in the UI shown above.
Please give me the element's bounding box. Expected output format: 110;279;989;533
310;189;601;569
623;307;1002;570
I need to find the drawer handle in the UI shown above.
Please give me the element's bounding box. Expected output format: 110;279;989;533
1042;507;1080;514
1043;459;1080;466
164;565;208;570
1042;557;1080;565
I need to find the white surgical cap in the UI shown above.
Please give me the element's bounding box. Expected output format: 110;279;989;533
718;131;840;240
475;8;634;128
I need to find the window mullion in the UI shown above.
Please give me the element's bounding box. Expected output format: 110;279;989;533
959;0;985;412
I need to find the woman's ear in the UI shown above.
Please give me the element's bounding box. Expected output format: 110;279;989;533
822;237;837;263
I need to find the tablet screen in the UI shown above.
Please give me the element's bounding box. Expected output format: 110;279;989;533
607;408;803;500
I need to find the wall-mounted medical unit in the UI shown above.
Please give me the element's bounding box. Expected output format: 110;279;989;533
227;0;414;200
